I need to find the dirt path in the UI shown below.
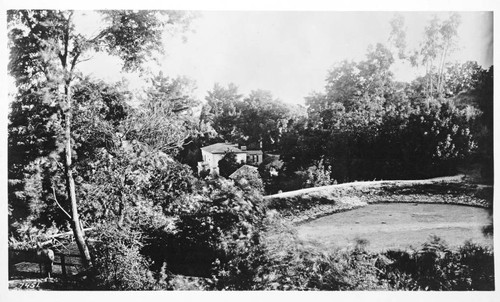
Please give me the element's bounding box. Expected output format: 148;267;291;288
265;175;467;200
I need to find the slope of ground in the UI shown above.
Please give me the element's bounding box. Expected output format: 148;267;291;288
264;175;492;224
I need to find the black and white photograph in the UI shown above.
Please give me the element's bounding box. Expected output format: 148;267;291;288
2;0;497;298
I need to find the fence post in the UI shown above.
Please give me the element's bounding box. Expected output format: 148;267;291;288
61;254;67;279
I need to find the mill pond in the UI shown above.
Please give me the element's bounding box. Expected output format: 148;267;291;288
296;203;493;252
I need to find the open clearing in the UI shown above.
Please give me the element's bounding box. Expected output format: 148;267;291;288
296;203;493;252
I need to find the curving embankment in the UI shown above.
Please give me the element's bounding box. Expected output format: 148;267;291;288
263;175;493;224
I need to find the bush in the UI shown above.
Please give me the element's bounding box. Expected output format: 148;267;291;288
456;241;495;290
379;236;495;290
296;159;336;188
258;156;284;194
162;177;267;279
269;159;336;193
232;171;264;193
90;223;158;290
213;227;494;291
213;215;386;290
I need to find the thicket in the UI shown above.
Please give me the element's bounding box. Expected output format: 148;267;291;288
205;220;494;291
277;98;481;185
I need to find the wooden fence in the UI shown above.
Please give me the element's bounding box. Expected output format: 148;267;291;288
9;248;84;279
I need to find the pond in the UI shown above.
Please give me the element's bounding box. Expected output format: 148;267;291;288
296;203;493;252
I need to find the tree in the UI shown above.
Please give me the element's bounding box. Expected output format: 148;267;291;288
79;142;195;226
238;90;294;151
307;43;394;128
258;156;284;194
390;13;461;99
389;13;407;60
218;152;243;178
443;61;485;98
123;73;199;156
297;32;483;184
8;78;134;240
444;63;493;181
202;84;304;152
8;10;193;267
201;83;243;137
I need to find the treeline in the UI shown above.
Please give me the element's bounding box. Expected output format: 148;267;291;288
189;13;493;194
278;56;492;184
194;50;492;193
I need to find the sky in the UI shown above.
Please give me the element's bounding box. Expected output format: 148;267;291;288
4;11;491;107
74;11;493;105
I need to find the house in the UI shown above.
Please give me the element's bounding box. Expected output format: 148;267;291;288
197;142;263;175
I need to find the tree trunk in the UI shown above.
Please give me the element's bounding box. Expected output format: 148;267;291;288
425;63;431;106
429;62;434;98
437;46;448;97
64;83;92;268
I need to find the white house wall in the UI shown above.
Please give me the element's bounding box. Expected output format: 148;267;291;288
201;150;247;170
235;153;247;164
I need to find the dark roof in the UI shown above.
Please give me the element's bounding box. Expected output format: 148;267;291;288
201;143;243;154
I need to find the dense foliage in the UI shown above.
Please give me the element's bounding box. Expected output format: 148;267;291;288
200;84;306;152
207;222;494;290
218;152;243;178
275;57;487;187
8;9;196;266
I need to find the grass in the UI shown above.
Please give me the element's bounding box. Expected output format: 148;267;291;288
296;203;493;252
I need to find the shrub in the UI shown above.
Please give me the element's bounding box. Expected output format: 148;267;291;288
258;156;284;194
90;223;158;290
306;248;386;290
164;177;267;279
214;215;386;290
380;236;495;290
298;159;336;188
456;241;495;290
232;171;264;193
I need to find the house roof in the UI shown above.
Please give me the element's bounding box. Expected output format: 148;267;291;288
229;165;259;179
201;143;243;154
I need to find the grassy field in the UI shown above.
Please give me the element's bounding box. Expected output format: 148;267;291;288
296;202;493;252
264;175;493;252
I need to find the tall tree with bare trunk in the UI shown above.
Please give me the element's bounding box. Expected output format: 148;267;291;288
8;10;194;267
